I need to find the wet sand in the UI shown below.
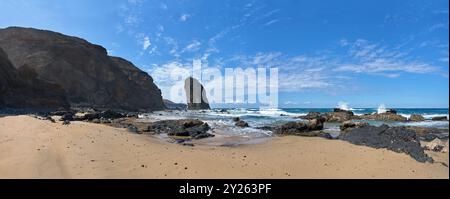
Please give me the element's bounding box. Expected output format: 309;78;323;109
0;115;448;179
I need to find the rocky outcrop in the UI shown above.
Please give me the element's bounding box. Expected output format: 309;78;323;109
1;47;68;109
404;126;449;141
147;119;214;139
184;77;210;110
340;121;369;131
274;118;330;138
323;109;355;122
163;99;187;110
432;116;448;121
339;124;433;163
359;112;407;122
233;117;249;128
421;139;448;153
409;114;425;122
0;27;164;111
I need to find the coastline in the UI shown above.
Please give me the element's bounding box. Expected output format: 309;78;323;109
0;115;448;179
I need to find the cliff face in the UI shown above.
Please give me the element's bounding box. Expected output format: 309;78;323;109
1;47;69;108
0;27;165;111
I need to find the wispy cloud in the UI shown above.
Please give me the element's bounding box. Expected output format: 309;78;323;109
142;36;151;50
180;14;191;22
182;40;201;53
263;19;279;27
335;39;438;75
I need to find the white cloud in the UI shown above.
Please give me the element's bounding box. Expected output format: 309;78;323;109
264;19;279;26
142;36;151;50
335;39;438;75
182;40;201;53
180;14;190;22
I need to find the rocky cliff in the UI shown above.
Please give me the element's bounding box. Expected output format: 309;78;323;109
0;27;165;111
1;47;68;108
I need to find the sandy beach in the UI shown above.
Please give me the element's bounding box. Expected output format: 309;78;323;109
0;115;448;179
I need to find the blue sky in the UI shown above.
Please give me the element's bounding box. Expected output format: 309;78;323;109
1;0;448;108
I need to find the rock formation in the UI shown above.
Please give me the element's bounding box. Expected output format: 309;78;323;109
1;47;68;109
409;114;425;122
339;124;433;163
0;27;164;111
184;77;210;110
163;99;187;110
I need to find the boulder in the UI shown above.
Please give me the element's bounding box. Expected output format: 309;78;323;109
298;112;321;120
274;119;329;138
324;111;354;123
404;126;449;141
421;139;448;153
235;120;249;128
409;114;425;122
339;124;433;163
432;116;448;121
386;109;397;114
340;121;369;131
359;113;407;122
0;27;165;111
147;119;214;139
184;77;210;110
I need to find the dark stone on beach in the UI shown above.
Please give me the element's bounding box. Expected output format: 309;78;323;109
233;117;241;122
127;125;140;134
100;110;124;119
62;120;71;125
339;124;433;163
432;116;448;121
409;114;425;122
0;27;165;111
60;113;74;121
274;119;329;138
184;77;210;110
404;126;449;141
235;120;249;128
147;119;214;140
256;126;276;131
340;121;369;131
92;118;100;123
75;110;125;121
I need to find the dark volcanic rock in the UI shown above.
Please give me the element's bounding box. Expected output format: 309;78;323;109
0;27;164;111
432;116;448;121
386;109;397;114
339;124;433;163
274;119;329;138
163;99;187;110
184;77;210;110
235;120;249;128
359;113;407;122
340;121;369;131
147;119;214;139
324;110;354;122
298;112;322;120
1;47;68;109
409;114;425;122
